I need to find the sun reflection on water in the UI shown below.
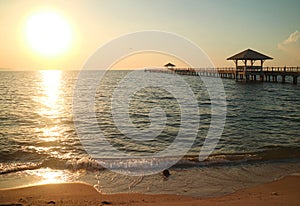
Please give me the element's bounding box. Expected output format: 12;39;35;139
39;126;61;142
38;170;65;184
27;168;70;185
37;70;64;142
39;70;62;116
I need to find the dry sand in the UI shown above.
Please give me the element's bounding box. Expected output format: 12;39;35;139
0;176;299;206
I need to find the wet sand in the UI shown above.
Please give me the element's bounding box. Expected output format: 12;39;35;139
0;176;299;206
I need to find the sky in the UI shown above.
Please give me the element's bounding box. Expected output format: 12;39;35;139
0;0;300;70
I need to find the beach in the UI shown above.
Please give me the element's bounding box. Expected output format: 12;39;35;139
0;175;299;206
1;0;300;205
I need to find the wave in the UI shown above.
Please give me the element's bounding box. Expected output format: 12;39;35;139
0;157;105;175
1;146;300;175
0;162;40;175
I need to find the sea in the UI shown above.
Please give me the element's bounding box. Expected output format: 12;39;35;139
0;69;300;197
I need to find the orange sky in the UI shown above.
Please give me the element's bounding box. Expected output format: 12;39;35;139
0;0;300;70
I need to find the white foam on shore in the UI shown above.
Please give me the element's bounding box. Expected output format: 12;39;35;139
87;159;300;197
1;160;300;197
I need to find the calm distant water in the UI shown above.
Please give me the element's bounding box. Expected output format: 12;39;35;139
0;70;300;196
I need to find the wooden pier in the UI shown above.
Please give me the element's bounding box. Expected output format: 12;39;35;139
146;49;300;85
145;67;300;84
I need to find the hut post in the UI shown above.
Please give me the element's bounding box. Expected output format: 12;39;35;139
235;59;238;81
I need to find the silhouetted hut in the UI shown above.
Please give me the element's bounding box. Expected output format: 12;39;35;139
227;49;273;81
164;62;176;70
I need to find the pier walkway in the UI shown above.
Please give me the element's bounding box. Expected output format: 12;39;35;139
146;49;299;85
145;66;300;85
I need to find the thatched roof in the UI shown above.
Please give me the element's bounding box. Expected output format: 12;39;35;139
227;49;273;60
164;62;175;67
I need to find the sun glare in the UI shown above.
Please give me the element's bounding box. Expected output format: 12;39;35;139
27;168;69;185
25;10;72;56
40;70;62;108
37;70;64;142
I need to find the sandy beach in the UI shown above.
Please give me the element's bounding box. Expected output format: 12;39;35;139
0;175;299;206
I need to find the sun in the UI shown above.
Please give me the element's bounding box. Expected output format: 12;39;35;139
25;10;72;56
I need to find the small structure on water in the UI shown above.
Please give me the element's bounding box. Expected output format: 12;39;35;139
227;48;273;81
164;62;176;70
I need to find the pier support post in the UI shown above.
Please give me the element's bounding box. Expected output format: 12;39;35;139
260;74;264;82
282;75;286;83
245;73;250;81
293;76;298;84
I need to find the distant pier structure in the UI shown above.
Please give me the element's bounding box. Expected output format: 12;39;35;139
145;48;300;85
164;62;176;69
227;49;299;84
227;49;272;82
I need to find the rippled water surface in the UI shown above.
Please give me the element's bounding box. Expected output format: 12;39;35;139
0;70;299;196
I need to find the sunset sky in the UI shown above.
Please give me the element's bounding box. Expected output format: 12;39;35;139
0;0;299;70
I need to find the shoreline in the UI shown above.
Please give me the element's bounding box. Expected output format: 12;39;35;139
1;175;299;206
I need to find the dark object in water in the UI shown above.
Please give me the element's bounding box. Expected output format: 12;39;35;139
101;201;112;205
162;169;170;178
0;204;23;206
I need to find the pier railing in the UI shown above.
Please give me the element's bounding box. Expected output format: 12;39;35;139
192;67;300;74
195;67;300;73
263;66;300;73
145;66;300;84
146;66;300;74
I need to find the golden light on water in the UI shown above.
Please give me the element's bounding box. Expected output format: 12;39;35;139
39;126;61;142
37;70;63;142
39;70;62;116
28;169;69;185
39;170;64;184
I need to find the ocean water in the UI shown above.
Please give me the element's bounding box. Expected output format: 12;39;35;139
0;70;300;197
